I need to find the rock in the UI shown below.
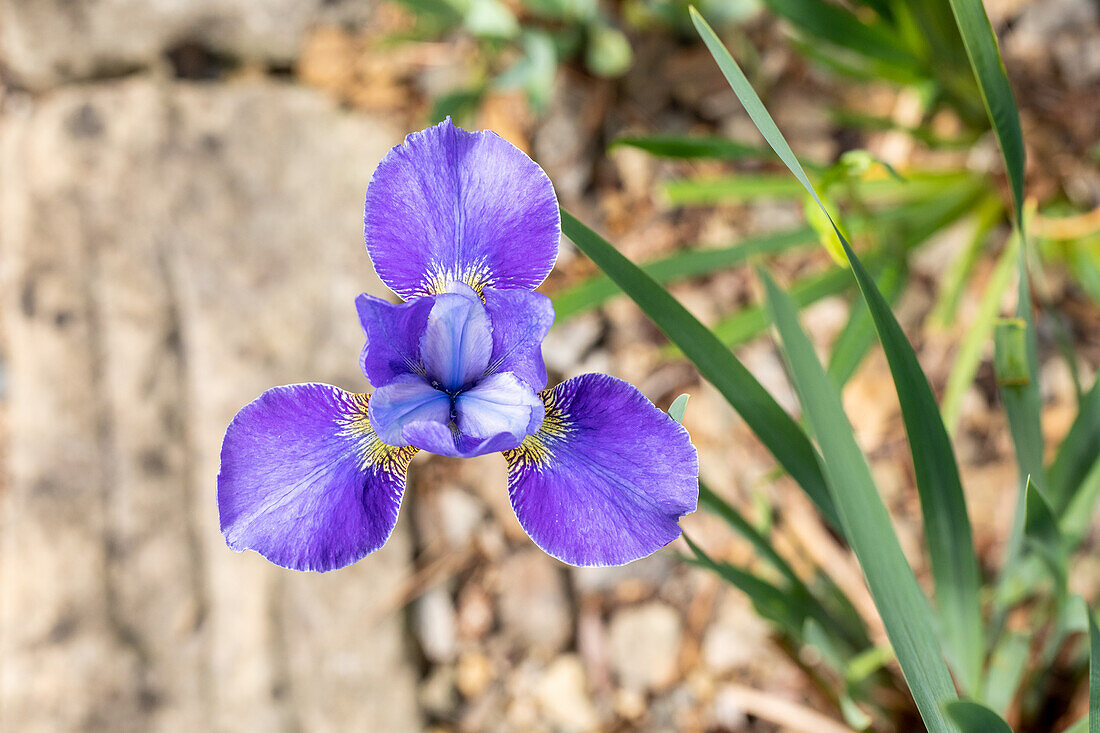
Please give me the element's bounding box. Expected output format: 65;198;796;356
701;592;771;674
711;685;749;729
437;485;487;549
419;665;459;719
415;588;459;663
0;77;420;731
0;0;374;89
456;583;495;642
608;603;683;691
498;550;573;655
534;655;601;732
456;651;496;699
572;552;674;595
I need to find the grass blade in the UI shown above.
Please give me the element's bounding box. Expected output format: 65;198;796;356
944;701;1013;732
757;0;919;70
828;257;905;387
943;0;1025;229
683;534;809;638
1048;377;1100;516
759;268;958;731
1092;608;1100;733
941;236;1019;432
560;209;841;530
1023;478;1066;594
691;6;982;695
552;227;816;321
995;313;1046;582
980;630;1029;714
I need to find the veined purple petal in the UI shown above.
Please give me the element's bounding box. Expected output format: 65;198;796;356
355;293;432;387
401;421;520;459
483;288;554;390
364;118;560;299
503;374;699;567
420;284;493;391
368;374;452;447
456;372;544;448
218;384;417;572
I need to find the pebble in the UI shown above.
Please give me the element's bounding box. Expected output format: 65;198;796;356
498;551;573;656
534;655;601;732
608;602;683;691
415;587;458;664
701;592;770;674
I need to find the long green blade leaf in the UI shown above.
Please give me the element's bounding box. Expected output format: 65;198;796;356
759;268;958;731
691;6;982;695
941;236;1019;432
1091;608;1100;733
944;701;1013;732
560;209;841;530
683;534;808;637
758;0;919;70
1049;377;1100;515
552;227;816;321
943;0;1026;230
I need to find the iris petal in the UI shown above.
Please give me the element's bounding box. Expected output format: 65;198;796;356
367;374;452;446
364;118;560;299
456;372;544;446
401;421;521;459
503;374;699;567
355;293;432;387
217;383;417;571
483;288;554;390
420;284;493;391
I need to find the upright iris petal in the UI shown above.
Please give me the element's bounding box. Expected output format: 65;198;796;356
419;284;493;391
364;118;561;298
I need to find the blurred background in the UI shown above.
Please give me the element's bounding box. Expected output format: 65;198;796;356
0;0;1097;731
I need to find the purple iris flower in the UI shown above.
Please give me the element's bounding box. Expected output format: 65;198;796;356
217;119;699;571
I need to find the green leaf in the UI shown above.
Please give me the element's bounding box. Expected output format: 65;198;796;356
691;5;982;696
610;134;771;160
665;174;807;205
1091;609;1100;733
996;277;1046;576
560;209;841;530
1059;457;1100;549
585;22;633;77
827;257;905;388
943;0;1026;231
757;0;920;71
552;226;816;321
980;630;1029;714
1023;478;1066;592
494;30;557;109
1049;377;1100;516
683;534;808;637
668;393;690;423
993;318;1030;387
944;701;1013;732
708;264;854;347
758;267;958;731
941;235;1019;432
699;482;797;589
